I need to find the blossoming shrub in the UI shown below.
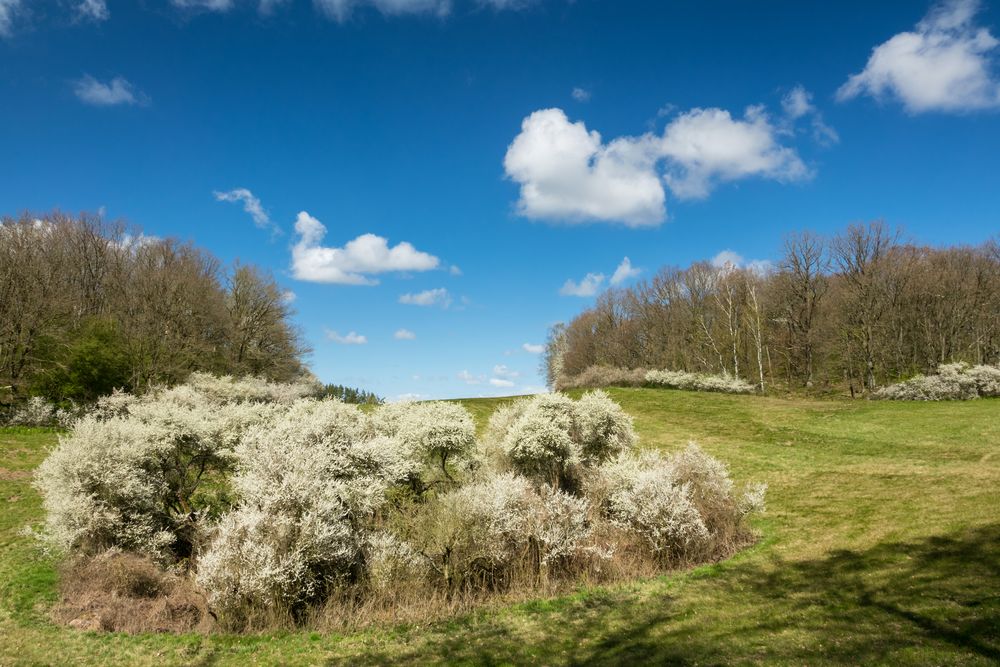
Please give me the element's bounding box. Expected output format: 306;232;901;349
35;375;765;631
369;400;476;485
34;374;307;559
592;444;765;564
644;369;756;394
874;362;1000;400
486;390;636;487
7;396;59;426
556;366;647;391
557;365;756;395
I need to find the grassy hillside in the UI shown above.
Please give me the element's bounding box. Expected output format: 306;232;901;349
2;390;999;665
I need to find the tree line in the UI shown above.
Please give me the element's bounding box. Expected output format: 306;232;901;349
544;221;1000;395
0;212;308;404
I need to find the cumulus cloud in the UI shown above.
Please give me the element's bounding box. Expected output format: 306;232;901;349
560;272;605;297
504;109;665;227
449;265;463;276
394;328;417;340
504;104;809;225
571;87;591;102
610;256;641;285
522;343;544;354
214;188;280;234
291;211;439;285
325;329;367;345
838;0;1000;113
77;0;109;21
0;0;22;37
659;106;810;199
489;377;516;388
399;287;451;307
73;76;145;107
281;290;296;304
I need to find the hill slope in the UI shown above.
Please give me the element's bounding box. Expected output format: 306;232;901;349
2;389;999;665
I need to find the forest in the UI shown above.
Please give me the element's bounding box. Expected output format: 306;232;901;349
545;221;1000;395
0;212;306;406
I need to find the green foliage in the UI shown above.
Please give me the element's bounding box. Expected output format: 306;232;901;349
320;383;383;405
31;319;132;402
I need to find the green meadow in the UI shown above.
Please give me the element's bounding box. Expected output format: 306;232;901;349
2;389;998;665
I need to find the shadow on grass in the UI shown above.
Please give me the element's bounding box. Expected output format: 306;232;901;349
346;524;1000;665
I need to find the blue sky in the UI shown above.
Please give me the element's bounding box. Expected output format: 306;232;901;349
2;0;999;399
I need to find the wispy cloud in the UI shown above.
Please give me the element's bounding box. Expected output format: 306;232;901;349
571;87;591;102
399;287;451;307
559;272;605;297
522;343;544;354
73;75;146;107
325;329;368;345
77;0;109;22
610;256;641;285
394;328;417;340
0;0;22;38
214;188;281;236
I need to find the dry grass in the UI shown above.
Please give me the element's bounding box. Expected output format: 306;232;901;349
51;552;213;634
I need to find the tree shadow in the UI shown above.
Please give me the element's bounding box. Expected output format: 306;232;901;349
342;524;1000;665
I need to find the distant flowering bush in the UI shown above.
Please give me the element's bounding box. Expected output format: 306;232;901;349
556;365;756;395
556;366;647;391
8;396;58;427
874;362;1000;401
35;374;765;631
644;369;756;394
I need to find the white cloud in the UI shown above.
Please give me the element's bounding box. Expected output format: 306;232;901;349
73;76;145;107
0;0;21;38
492;364;520;379
659;106;810;199
171;0;234;11
449;265;463;276
313;0;450;22
399;287;451;307
781;85;840;146
710;249;745;269
560;272;605;297
394;328;417;340
325;329;367;345
489;377;515;388
291;211;440;285
504;108;666;227
838;0;1000;113
522;343;544;354
571;87;591;102
214;188;279;234
457;369;483;385
781;85;813;119
504;104;809;225
77;0;109;21
394;392;424;402
281;289;296;304
610;256;641;285
711;249;774;275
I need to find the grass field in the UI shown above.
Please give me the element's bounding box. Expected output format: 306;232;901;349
2;389;999;665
